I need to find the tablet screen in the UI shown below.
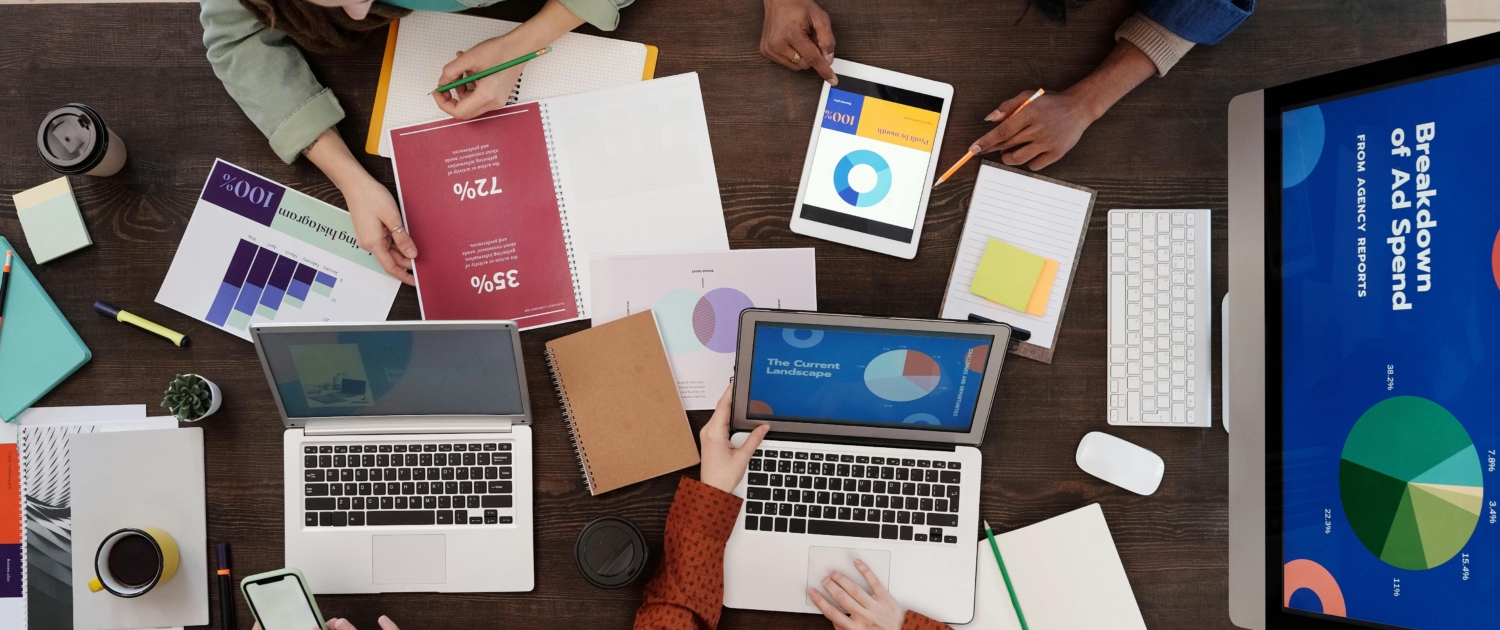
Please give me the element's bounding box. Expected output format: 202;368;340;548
745;322;992;431
797;75;945;244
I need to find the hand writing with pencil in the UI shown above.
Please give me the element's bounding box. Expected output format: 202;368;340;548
432;0;584;119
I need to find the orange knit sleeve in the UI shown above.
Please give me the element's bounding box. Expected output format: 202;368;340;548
633;477;744;630
900;610;955;630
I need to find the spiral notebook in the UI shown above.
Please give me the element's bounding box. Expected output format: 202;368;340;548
389;73;729;330
544;311;699;496
367;11;658;157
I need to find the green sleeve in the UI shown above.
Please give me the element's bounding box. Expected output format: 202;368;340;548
556;0;634;31
200;0;345;163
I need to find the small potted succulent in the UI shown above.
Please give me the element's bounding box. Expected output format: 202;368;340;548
161;373;221;422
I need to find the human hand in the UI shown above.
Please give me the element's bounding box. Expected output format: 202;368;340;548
343;175;417;285
810;560;907;630
759;0;837;84
325;616;401;630
432;39;531;120
970;89;1098;171
698;385;770;493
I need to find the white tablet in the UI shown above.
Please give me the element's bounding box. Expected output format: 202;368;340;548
789;59;953;259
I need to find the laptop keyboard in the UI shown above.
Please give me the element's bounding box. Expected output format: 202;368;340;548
302;441;515;527
742;449;963;544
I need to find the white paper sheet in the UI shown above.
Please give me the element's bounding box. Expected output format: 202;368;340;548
590;249;818;409
940;165;1093;349
954;504;1145;630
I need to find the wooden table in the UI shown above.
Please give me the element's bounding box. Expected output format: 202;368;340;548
0;0;1445;627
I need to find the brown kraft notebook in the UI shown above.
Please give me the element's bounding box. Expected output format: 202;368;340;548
544;310;700;495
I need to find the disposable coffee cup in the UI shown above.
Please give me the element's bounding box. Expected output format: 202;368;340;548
37;104;128;177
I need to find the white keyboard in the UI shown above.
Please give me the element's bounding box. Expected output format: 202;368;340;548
1106;209;1212;427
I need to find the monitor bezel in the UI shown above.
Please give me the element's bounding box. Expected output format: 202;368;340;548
1263;31;1500;630
731;309;1011;446
249;320;532;428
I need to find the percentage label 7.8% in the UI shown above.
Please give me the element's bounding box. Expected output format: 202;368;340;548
472;270;520;294
454;177;502;201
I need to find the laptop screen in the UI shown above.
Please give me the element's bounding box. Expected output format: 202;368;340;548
745;322;994;432
258;327;524;418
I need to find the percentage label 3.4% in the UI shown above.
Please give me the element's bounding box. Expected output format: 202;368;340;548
472;270;520;294
454;177;502;201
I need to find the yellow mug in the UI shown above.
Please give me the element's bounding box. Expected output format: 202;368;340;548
87;528;180;597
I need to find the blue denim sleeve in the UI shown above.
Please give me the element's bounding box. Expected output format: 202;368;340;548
1137;0;1254;45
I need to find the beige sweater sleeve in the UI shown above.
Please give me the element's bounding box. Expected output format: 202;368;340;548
1115;12;1196;76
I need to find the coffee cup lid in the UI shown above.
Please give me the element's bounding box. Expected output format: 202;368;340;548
574;516;648;589
37;104;108;174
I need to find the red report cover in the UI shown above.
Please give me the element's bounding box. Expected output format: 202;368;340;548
391;105;579;327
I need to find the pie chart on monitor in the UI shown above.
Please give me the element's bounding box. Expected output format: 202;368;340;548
1339;395;1483;571
864;350;941;402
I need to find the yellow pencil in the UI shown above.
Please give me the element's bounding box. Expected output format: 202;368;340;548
934;89;1046;187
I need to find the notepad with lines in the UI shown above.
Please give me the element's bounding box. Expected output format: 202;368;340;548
939;162;1096;363
368;11;658;157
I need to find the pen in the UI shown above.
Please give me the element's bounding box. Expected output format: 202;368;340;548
94;301;191;347
432;47;552;95
0;251;11;331
966;313;1032;343
217;542;236;630
984;520;1030;630
934;89;1046;187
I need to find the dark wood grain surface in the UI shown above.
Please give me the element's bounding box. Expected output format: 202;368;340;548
0;0;1444;628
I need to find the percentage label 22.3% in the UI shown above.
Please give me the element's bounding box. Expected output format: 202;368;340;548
454;177;502;201
472;270;520;294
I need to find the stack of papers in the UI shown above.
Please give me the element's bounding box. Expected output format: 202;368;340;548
13;177;91;264
969;239;1058;316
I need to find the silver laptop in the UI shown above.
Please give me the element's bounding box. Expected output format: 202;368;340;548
250;321;534;594
724;310;1011;624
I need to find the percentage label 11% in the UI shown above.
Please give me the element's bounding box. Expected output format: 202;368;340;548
472;270;520;294
454;177;502;201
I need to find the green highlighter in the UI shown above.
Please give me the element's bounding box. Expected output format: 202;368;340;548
984;519;1030;630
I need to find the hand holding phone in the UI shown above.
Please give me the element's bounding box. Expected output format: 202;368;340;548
241;569;324;630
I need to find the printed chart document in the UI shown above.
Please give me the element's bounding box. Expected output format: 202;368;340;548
939;162;1095;363
390;73;729;330
590;249;818;409
156;160;402;342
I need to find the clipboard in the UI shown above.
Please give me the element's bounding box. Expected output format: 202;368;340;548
938;161;1097;363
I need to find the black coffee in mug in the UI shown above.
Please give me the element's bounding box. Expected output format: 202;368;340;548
107;533;160;587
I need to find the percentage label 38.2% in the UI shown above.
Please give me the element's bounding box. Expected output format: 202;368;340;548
454;177;502;201
472;270;520;294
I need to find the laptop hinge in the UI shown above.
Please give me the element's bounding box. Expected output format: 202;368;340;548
763;432;959;452
303;418;513;436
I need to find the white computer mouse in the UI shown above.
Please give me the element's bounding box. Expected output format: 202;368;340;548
1075;431;1164;495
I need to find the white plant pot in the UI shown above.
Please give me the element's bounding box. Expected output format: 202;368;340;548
179;374;221;422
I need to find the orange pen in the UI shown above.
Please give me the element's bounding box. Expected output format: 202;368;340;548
934;89;1046;187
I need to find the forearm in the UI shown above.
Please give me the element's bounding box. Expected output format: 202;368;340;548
1064;39;1158;123
511;0;586;49
634;478;742;630
303;128;375;190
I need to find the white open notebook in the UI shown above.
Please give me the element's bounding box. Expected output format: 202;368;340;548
954;504;1146;630
939;162;1096;363
371;11;654;157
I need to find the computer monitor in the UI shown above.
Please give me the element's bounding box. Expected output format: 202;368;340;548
1228;32;1500;630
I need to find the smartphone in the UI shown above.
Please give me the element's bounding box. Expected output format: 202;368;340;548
241;568;326;630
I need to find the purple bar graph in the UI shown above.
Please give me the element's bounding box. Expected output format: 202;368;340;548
206;239;258;326
233;247;278;316
288;263;317;301
259;255;298;312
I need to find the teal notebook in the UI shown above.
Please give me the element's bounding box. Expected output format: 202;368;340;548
0;235;90;422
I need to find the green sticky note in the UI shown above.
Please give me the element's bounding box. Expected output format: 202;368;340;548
14;177;91;264
970;238;1046;311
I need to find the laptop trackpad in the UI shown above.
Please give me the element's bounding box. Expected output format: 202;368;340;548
372;535;447;584
805;546;891;611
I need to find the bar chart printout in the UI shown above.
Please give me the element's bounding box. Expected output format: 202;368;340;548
158;159;400;341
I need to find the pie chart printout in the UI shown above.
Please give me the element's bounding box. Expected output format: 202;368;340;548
1339;396;1484;571
863;350;941;402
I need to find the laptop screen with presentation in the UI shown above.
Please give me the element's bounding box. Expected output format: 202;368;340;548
251;321;529;422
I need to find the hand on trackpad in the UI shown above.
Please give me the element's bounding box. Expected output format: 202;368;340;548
805;546;891;611
372;535;447;584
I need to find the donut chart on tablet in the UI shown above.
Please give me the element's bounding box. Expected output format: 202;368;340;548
834;150;892;207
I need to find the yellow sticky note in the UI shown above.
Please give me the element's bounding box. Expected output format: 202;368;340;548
970;239;1046;311
1025;258;1059;315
